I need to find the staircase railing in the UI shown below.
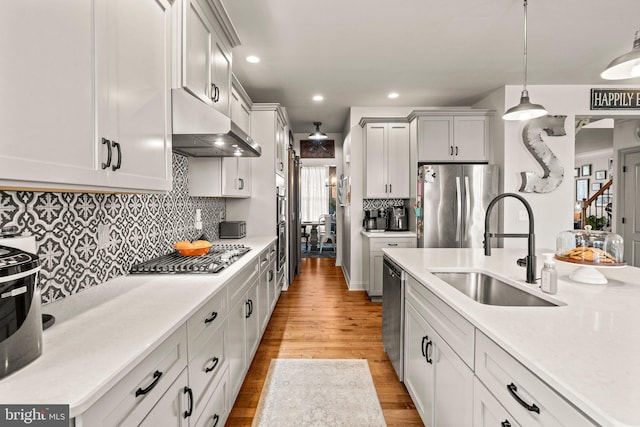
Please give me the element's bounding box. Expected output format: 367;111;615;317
580;179;613;230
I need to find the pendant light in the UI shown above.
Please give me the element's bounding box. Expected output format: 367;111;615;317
308;122;328;140
601;30;640;80
503;0;548;121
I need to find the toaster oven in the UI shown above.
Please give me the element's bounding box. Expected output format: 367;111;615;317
219;221;246;239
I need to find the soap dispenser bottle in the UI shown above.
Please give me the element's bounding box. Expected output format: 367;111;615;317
541;252;558;294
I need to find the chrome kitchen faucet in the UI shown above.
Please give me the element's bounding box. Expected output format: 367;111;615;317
484;193;537;284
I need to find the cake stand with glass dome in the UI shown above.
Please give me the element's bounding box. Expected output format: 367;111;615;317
555;226;625;284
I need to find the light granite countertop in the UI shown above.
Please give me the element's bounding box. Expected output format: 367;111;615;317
0;236;276;418
382;247;640;427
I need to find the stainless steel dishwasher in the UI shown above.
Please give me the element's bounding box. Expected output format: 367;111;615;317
382;256;405;381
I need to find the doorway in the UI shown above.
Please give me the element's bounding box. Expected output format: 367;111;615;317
619;148;640;267
300;165;336;258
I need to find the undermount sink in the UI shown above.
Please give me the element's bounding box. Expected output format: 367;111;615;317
432;272;558;307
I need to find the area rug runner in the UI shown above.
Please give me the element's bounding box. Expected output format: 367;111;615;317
252;359;387;427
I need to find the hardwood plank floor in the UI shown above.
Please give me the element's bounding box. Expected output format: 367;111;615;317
226;257;423;426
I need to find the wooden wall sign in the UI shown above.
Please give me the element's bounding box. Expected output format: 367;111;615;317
300;139;335;158
590;88;640;110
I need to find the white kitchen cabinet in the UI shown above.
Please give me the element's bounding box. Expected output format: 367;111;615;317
404;301;473;427
475;331;595;427
188;157;251;198
193;367;229;427
79;325;188;426
181;0;235;116
258;248;277;334
275;115;287;178
361;120;410;198
139;369;189;427
474;377;521;427
0;0;172;192
413;110;492;163
362;235;416;298
231;75;252;134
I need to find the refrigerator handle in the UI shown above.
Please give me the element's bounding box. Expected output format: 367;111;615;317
455;176;462;242
464;175;471;241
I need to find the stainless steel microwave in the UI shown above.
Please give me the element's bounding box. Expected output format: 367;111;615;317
219;221;246;239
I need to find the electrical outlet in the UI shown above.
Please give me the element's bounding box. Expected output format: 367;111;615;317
518;210;528;221
97;224;111;249
219;211;225;222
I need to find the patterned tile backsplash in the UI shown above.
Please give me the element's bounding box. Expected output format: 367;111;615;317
362;199;407;210
0;154;225;304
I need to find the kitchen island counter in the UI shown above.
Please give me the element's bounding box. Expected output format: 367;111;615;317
0;236;276;418
383;247;640;427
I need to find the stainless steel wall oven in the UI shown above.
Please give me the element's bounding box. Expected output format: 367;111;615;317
276;187;287;271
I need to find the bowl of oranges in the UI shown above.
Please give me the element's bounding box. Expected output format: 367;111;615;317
174;239;212;256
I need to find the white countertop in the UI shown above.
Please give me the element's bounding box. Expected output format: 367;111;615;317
360;230;417;238
382;247;640;427
0;236;276;418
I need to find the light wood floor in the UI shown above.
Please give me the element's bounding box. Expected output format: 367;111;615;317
226;257;423;426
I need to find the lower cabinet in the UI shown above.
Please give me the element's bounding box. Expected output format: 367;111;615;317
404;300;473;427
193;367;229;427
139;369;189;427
474;377;521;427
363;235;416;298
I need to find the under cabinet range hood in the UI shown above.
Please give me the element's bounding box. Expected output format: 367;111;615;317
171;88;262;157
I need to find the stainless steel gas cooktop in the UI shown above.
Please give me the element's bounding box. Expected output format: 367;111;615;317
129;244;251;274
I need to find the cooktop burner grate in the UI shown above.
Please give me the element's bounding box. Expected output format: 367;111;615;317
130;244;251;274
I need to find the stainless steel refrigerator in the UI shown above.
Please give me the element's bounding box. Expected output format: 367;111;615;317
417;164;499;248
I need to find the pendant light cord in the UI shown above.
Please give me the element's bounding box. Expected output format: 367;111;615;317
523;0;528;91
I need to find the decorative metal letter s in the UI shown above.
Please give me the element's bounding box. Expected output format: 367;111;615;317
519;115;567;193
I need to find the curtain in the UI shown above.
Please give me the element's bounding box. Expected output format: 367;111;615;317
300;166;329;222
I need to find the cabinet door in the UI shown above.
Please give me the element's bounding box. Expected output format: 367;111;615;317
404;302;435;426
184;0;213;104
231;87;251;134
370;253;385;297
211;38;231;115
193;368;229;427
268;261;277;312
453;116;488;162
0;0;99;188
139;369;189;427
275;117;286;177
386;123;410;198
96;0;172;191
258;256;270;334
188;323;226;422
245;282;260;363
432;328;474;426
365;124;387;198
221;157;251;197
227;296;247;399
418;117;454;162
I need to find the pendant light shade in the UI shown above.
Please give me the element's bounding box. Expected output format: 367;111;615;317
308;122;328;140
601;30;640;80
503;0;547;121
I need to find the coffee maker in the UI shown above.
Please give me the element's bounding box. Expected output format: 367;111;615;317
387;206;409;231
363;209;387;232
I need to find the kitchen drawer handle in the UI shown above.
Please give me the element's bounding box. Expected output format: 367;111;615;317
205;356;219;373
212;414;220;427
268;269;274;282
501;421;511;427
111;141;122;171
507;383;540;414
183;386;193;418
204;312;218;324
387;243;398;246
425;339;433;364
135;370;162;397
101;138;112;169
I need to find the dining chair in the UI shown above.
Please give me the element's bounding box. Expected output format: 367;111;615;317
301;224;310;251
318;214;336;253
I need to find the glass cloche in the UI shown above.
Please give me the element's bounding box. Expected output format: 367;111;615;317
555;226;624;265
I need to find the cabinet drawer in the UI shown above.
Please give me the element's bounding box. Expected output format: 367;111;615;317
475;331;595;426
406;274;475;368
372;238;415;252
80;324;188;426
188;319;227;422
194;366;229;427
259;248;270;274
474;377;521;427
187;289;227;355
228;258;259;308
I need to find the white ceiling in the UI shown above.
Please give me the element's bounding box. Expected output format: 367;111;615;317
224;0;640;134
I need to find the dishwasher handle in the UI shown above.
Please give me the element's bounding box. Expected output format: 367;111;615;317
383;258;402;279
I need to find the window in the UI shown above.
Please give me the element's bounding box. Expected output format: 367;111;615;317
300;166;329;222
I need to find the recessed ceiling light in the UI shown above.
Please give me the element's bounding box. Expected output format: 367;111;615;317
246;56;260;64
388;92;399;99
313;95;324;102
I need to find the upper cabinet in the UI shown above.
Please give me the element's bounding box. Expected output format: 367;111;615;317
410;110;494;163
230;75;252;135
188;157;251;198
361;119;410;199
0;0;172;192
275;115;286;178
180;0;238;117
